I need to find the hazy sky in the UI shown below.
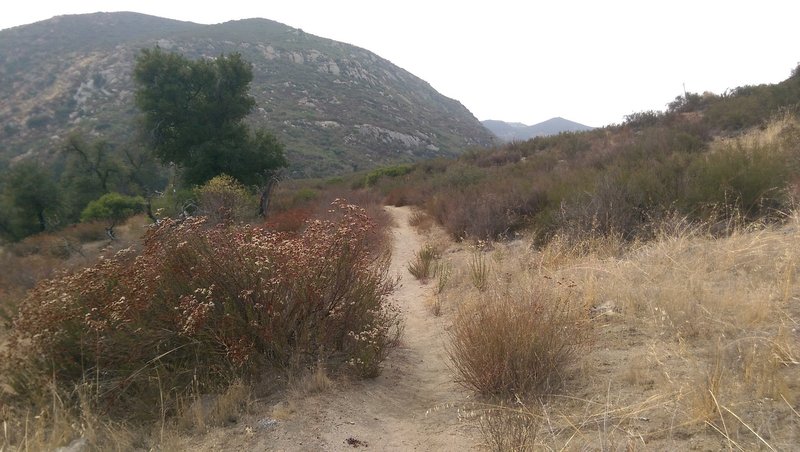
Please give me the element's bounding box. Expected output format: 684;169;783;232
2;1;798;127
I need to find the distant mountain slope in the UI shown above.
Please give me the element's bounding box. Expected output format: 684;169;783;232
0;12;496;177
483;117;594;141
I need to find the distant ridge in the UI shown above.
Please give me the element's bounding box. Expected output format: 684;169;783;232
482;117;594;142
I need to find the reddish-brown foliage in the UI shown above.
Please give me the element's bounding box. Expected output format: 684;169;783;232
264;207;313;233
2;200;400;419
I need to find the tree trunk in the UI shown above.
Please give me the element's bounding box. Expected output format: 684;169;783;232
145;196;157;223
37;209;47;232
258;174;280;218
259;184;273;218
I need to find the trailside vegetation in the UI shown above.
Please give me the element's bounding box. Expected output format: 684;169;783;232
1;201;400;424
372;64;800;243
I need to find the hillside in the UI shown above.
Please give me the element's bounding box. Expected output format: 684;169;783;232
369;65;800;243
0;12;496;177
482;117;593;141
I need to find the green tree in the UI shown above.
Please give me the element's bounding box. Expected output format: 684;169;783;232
0;162;59;239
133;47;287;209
80;192;144;239
59;134;121;221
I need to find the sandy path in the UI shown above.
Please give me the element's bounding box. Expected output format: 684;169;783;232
212;205;479;451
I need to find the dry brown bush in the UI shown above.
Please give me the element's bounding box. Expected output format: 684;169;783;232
447;276;590;396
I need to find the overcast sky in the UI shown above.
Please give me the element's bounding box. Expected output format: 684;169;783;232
2;1;798;127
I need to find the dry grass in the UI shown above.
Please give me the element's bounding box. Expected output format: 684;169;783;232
0;378;259;450
177;380;252;432
445;250;590;395
407;208;435;233
437;209;800;449
294;361;334;396
0;382;139;451
710;110;800;154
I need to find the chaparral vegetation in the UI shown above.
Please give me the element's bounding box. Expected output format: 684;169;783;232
1;21;800;451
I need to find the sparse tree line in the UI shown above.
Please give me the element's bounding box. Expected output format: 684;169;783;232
0;47;287;243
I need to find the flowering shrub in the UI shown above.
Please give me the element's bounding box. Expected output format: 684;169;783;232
195;174;256;224
2;200;399;419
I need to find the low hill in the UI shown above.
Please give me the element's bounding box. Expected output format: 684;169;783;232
482;117;593;141
0;12;496;177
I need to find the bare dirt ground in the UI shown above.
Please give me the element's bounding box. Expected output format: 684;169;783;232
182;205;480;451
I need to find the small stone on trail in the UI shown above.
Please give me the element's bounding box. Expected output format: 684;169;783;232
256;418;279;430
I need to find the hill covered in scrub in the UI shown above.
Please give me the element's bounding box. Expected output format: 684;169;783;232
364;64;800;243
0;12;495;177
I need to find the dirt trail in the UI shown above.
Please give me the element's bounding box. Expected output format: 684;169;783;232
213;205;479;451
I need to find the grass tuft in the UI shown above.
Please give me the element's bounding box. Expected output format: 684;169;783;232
407;244;439;280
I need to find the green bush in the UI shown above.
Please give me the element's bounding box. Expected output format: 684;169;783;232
684;143;791;218
80;192;144;237
195;174;255;224
364;164;413;187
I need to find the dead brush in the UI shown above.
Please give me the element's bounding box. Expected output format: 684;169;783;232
408;209;434;233
478;402;538;452
447;280;590;395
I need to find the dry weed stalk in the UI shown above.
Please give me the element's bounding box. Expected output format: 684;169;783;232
468;241;489;291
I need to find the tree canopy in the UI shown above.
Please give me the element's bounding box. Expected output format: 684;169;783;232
0;162;59;238
133;47;286;186
80;192;144;238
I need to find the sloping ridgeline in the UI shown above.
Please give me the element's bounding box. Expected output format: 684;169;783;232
0;12;495;177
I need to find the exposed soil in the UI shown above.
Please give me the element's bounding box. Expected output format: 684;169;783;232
185;205;479;451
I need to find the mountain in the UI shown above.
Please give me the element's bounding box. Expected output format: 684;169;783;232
0;12;496;177
482;117;594;142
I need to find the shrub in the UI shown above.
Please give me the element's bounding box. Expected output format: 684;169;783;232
291;187;319;204
469;243;489;291
80;192;144;238
194;174;256;224
2;200;400;420
264;207;313;233
684;142;791;219
447;281;589;395
364;164;413;187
